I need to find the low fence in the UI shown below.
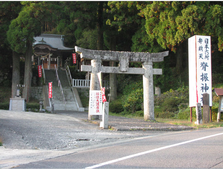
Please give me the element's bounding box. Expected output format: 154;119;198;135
72;79;90;88
72;79;109;89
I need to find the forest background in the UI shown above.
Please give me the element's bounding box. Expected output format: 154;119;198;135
1;1;223;121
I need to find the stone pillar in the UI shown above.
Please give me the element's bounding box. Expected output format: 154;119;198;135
89;56;101;120
109;61;117;101
90;56;101;90
155;87;161;96
143;61;155;121
100;102;109;129
196;103;202;124
48;54;51;70
203;93;210;123
57;56;59;69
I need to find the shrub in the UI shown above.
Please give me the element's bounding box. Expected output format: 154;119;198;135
155;111;176;118
123;88;143;113
0;103;9;110
26;103;39;112
135;110;144;117
161;97;181;112
177;107;190;120
110;99;124;113
155;86;189;114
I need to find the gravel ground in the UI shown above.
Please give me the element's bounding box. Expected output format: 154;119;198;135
0;110;159;150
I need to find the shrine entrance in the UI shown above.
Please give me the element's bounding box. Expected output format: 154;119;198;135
75;46;169;121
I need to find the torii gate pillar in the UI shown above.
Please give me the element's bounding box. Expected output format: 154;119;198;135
143;61;155;120
90;57;101;91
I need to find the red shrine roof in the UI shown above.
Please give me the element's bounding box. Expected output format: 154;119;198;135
214;88;223;96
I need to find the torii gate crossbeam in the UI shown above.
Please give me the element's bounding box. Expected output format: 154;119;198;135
75;46;169;121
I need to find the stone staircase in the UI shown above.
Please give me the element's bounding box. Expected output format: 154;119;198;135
44;69;82;111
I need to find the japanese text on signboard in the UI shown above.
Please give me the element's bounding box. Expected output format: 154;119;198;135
72;53;76;64
196;36;212;105
89;90;103;115
38;65;42;77
48;82;52;98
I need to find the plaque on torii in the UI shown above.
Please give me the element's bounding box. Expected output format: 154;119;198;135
75;46;169;121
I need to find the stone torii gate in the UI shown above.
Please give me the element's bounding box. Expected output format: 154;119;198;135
75;46;169;121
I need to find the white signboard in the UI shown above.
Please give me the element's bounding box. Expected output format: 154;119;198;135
220;97;223;112
89;90;103;115
189;35;212;107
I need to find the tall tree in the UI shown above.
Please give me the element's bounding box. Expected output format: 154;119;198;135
0;2;22;97
7;2;60;102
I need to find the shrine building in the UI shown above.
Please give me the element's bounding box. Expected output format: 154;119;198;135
33;34;74;69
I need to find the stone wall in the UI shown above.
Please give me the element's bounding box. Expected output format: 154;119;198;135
30;87;43;100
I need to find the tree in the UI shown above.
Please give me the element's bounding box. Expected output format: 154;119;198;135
58;2;99;48
7;2;60;102
140;2;223;74
0;2;22;96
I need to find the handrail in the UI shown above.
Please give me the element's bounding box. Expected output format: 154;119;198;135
55;65;66;104
65;65;80;110
42;64;53;111
66;65;73;86
42;63;46;84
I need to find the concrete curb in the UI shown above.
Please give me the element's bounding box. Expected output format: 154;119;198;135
87;119;195;132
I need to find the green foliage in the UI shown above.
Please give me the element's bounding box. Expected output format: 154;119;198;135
155;111;176;119
155;86;189;107
109;98;124;113
26;103;39;112
0;87;11;102
139;1;223;52
161;97;181;112
154;87;189;119
123;88;143;114
7;9;41;53
76;28;98;49
77;89;89;108
68;65;85;79
0;103;9;110
106;1;141;31
122;80;142;95
177;107;191;120
135;110;144;117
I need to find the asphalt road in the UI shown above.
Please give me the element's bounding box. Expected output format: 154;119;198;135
1;110;222;169
16;127;223;169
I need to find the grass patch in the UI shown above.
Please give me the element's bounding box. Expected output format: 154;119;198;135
109;112;223;129
155;118;223;128
0;137;2;146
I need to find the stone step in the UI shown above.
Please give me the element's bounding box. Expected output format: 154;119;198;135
44;68;82;111
53;102;77;111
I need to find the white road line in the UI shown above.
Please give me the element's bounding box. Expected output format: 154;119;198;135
86;132;223;169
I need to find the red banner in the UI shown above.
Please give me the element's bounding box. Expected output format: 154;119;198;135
101;87;107;103
72;53;76;64
38;65;42;77
48;82;52;98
